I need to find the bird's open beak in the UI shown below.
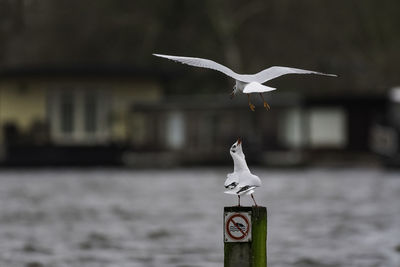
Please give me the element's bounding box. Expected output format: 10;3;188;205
237;137;242;145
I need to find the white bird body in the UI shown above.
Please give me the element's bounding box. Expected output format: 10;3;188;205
153;53;336;111
224;138;261;206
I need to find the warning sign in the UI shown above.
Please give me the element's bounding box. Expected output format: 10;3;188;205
224;212;251;242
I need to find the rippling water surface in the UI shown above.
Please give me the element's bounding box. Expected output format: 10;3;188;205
0;168;399;267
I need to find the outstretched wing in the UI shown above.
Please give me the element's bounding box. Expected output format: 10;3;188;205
154;54;337;84
252;66;337;84
243;82;276;94
153;54;241;80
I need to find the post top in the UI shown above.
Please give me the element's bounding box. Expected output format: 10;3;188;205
224;206;266;212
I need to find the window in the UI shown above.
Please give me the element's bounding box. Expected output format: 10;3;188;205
48;88;109;144
309;108;347;148
60;92;74;134
84;92;97;133
279;108;305;149
166;111;185;150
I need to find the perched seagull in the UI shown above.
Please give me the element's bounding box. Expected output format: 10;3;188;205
153;53;337;111
224;138;261;206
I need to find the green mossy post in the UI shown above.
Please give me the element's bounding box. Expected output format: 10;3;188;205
224;206;267;267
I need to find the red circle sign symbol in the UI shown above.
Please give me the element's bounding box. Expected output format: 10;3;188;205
226;213;250;240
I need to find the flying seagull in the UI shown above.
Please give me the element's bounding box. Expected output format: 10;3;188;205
153;53;337;111
224;138;261;206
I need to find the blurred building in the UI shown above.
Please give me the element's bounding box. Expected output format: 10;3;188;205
0;65;398;167
0;66;163;165
1;1;399;167
130;91;388;167
369;87;400;166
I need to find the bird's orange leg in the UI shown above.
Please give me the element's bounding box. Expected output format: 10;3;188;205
230;91;235;99
247;94;255;111
259;93;270;110
251;194;258;207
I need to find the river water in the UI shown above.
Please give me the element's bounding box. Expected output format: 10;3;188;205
0;168;399;267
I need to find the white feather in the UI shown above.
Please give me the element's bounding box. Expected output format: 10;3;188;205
224;173;239;188
243;82;276;93
224;189;239;195
251;66;337;84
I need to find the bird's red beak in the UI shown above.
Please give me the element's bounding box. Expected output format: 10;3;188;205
237;137;242;145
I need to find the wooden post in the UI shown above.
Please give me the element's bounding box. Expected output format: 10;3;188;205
224;206;267;267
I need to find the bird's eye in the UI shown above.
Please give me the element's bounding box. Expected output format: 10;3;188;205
232;145;236;148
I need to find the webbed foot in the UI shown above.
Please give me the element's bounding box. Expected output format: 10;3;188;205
249;103;256;112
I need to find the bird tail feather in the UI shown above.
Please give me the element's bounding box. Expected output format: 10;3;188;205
243;82;276;93
224;190;238;195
